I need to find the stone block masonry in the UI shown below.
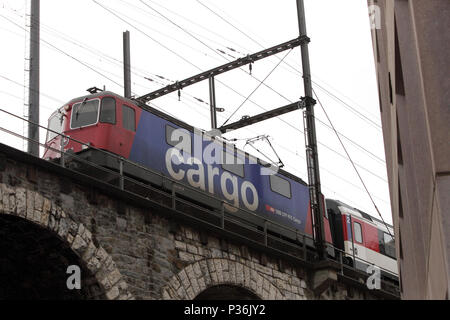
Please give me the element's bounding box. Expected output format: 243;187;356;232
0;144;382;300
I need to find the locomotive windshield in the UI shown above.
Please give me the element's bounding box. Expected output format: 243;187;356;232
383;232;396;258
71;99;100;129
46;111;64;141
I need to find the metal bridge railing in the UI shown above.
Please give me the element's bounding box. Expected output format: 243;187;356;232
0;109;399;297
333;246;400;296
0;109;315;259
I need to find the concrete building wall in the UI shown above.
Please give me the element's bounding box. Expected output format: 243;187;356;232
368;0;450;299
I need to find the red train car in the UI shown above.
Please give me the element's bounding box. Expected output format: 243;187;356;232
326;199;398;280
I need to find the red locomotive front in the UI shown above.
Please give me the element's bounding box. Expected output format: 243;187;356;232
43;91;141;160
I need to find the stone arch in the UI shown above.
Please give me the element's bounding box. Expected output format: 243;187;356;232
0;214;99;299
195;285;261;300
162;258;285;300
0;183;134;300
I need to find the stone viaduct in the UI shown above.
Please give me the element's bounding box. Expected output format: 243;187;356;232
0;143;397;300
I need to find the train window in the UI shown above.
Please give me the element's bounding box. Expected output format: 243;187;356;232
354;222;363;244
166;125;191;154
222;162;244;178
221;152;245;178
47;112;63;141
71;99;100;129
269;175;291;199
122;105;136;132
383;232;396;259
100;97;116;124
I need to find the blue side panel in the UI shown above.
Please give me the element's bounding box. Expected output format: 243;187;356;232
259;173;310;232
129;111;163;170
129;110;310;232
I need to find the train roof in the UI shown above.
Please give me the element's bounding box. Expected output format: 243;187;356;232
62;91;309;186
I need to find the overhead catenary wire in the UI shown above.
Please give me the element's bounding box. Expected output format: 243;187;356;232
5;3;388;187
123;2;388;180
0;88;57;114
91;0;209;76
140;74;391;206
139;0;298;106
0;14;125;90
131;0;387;168
0;74;64;105
90;0;388;184
192;0;391;209
1;70;390;208
94;0;293;110
193;1;385;159
4;2;384;159
313;87;394;237
1;9;174;103
125;0;249;56
196;0;382;129
1;11;179;123
55;0;380;166
7;8;211;101
0;2;390;215
153;0;381;128
128;0;386;165
222;49;293;127
1;9;221;124
141;71;390;203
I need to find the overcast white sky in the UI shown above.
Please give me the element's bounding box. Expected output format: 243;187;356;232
0;0;392;224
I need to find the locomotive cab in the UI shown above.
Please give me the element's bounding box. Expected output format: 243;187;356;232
43;91;141;161
43;107;66;160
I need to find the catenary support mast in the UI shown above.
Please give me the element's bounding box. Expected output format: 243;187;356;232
28;0;40;156
209;77;217;129
296;0;326;259
123;30;132;98
134;2;326;259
